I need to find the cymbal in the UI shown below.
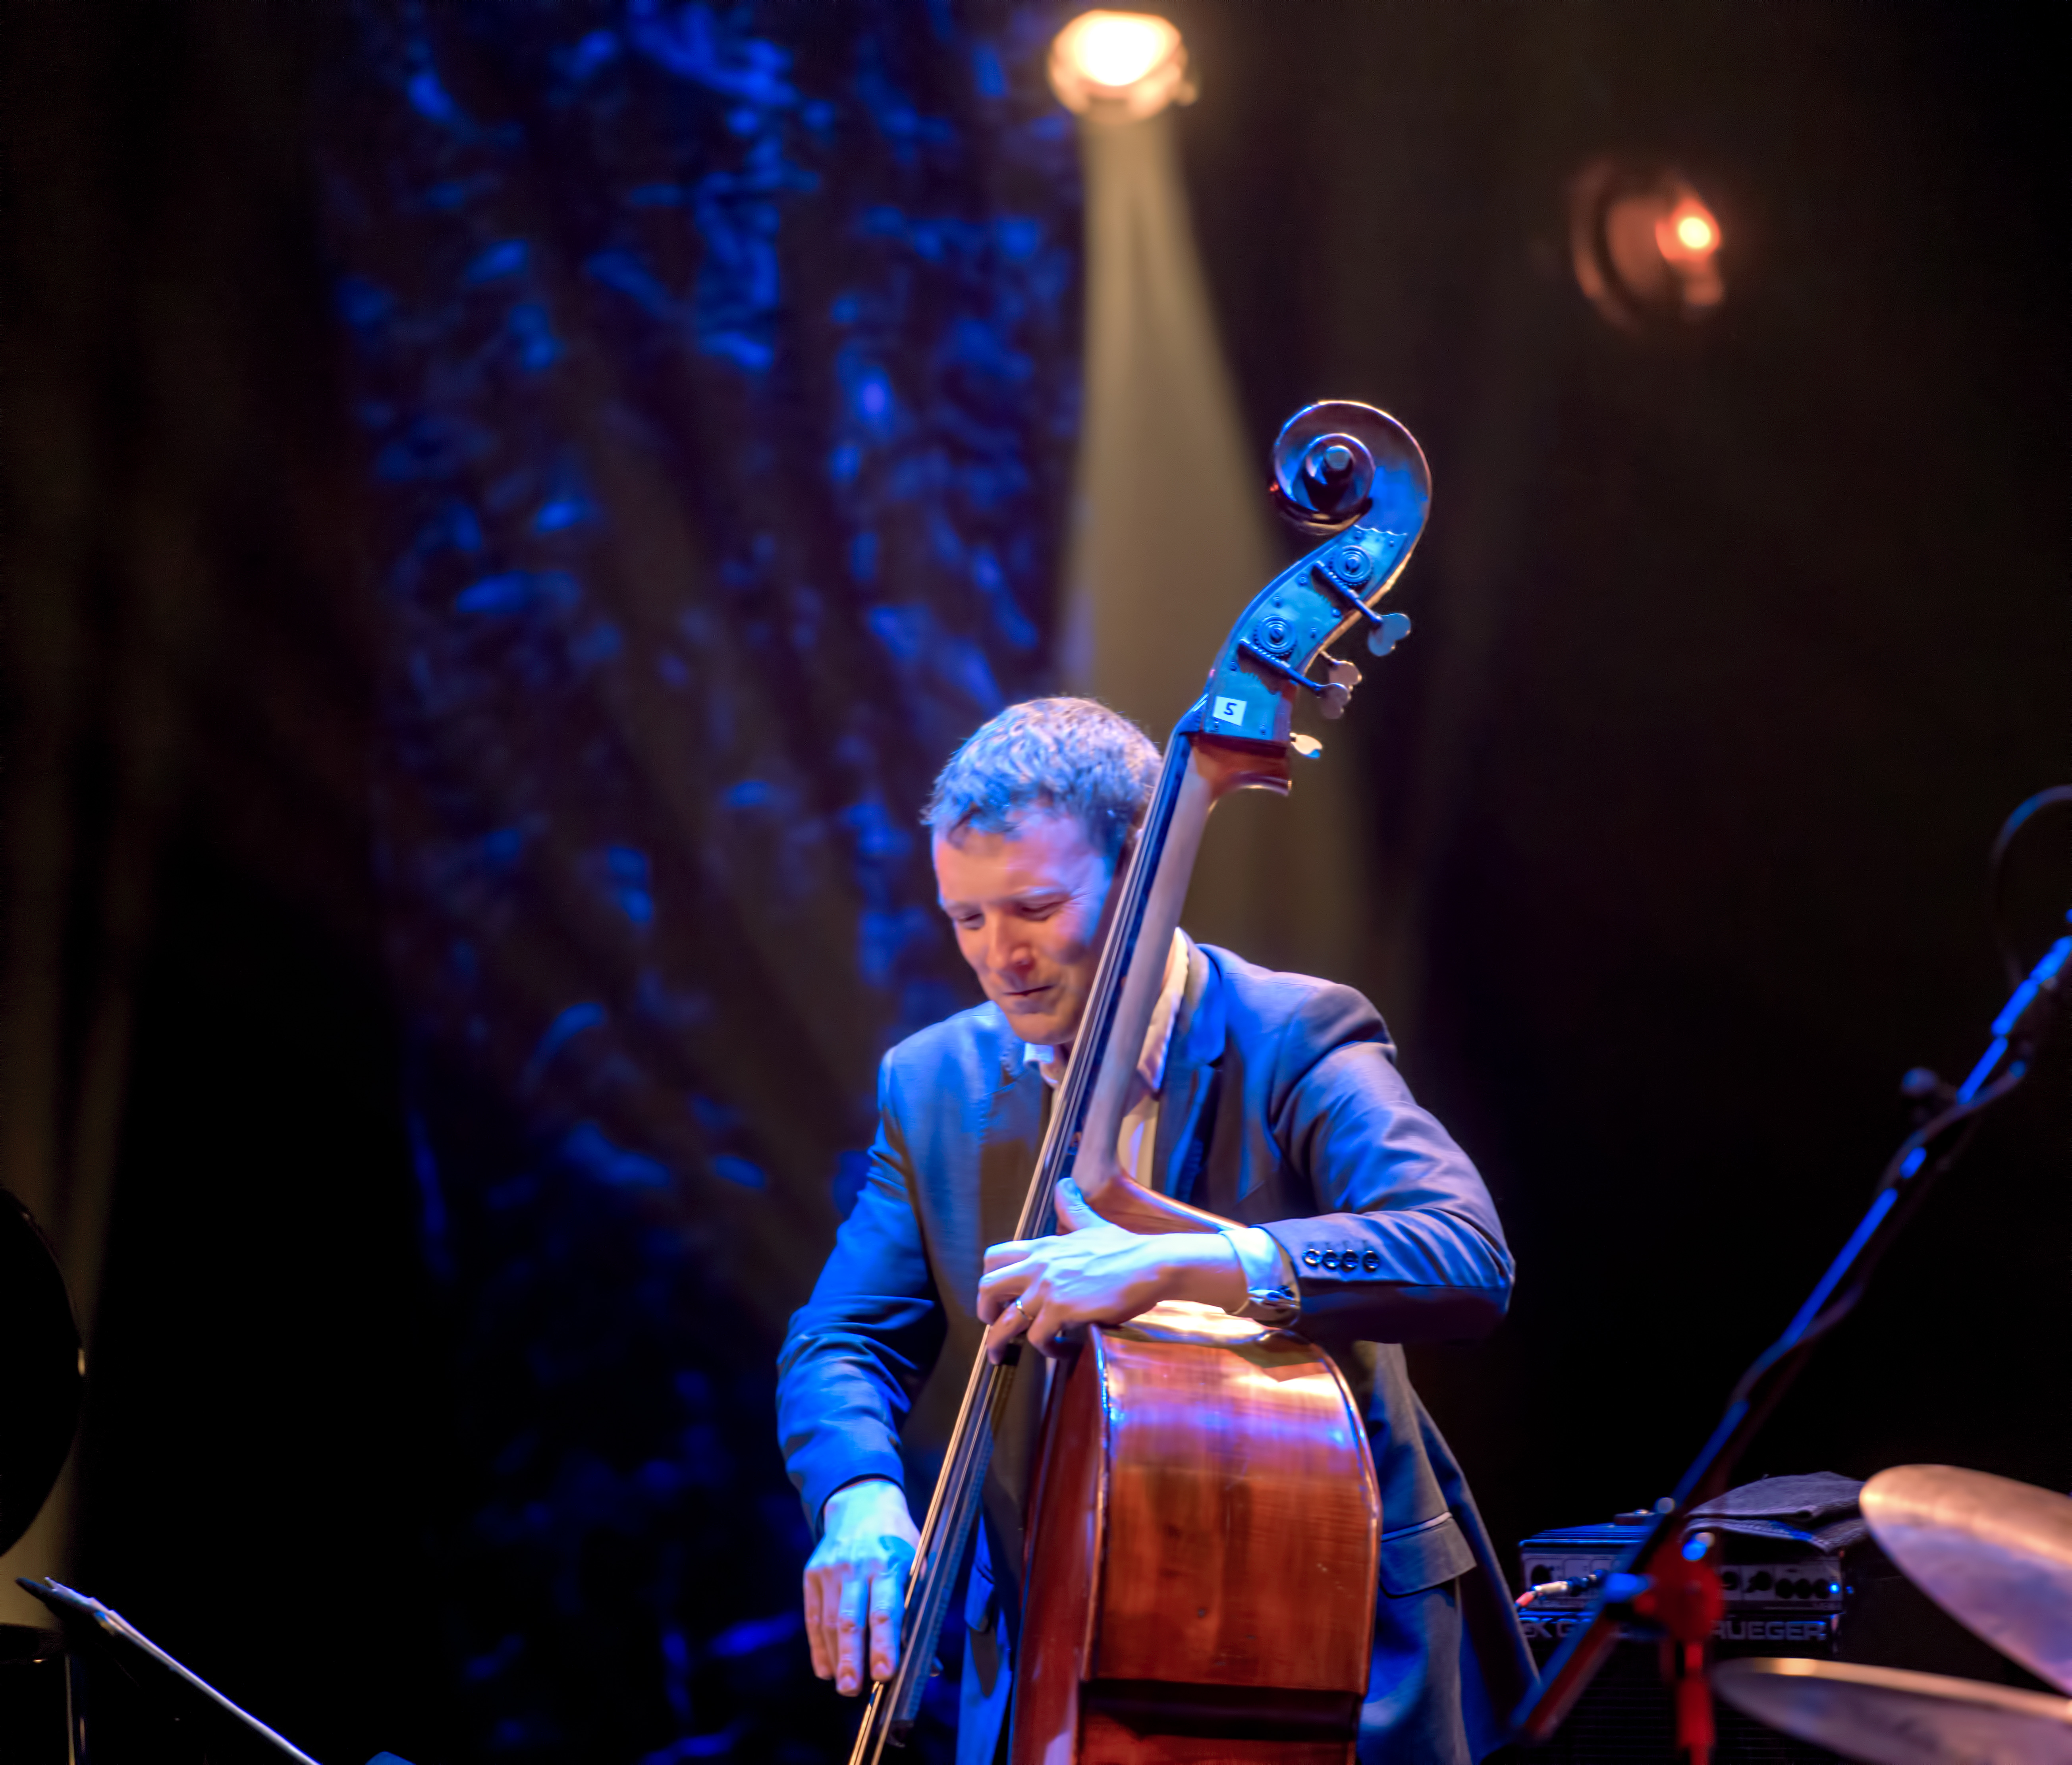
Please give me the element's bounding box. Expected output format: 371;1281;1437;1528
0;1191;83;1558
1863;1464;2072;1694
1713;1657;2072;1765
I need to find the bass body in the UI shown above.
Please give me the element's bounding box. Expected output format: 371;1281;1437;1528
1014;1304;1379;1763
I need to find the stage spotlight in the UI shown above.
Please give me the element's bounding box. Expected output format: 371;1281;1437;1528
1570;159;1725;329
1667;206;1717;255
1049;11;1194;120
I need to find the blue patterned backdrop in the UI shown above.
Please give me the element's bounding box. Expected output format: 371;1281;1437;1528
318;4;1078;1757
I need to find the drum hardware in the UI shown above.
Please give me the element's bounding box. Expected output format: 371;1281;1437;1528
1712;1656;2072;1765
0;1196;419;1763
1860;1466;2072;1696
1706;1466;2072;1763
1512;1468;2063;1762
1510;897;2072;1761
0;1192;83;1762
0;1190;85;1561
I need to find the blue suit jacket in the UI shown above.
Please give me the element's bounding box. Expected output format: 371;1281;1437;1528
778;943;1534;1761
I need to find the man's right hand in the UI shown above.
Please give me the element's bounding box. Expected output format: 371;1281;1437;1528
804;1477;920;1696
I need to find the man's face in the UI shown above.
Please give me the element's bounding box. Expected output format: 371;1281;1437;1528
934;810;1115;1048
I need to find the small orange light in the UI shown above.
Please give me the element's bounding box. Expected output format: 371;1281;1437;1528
1571;161;1727;326
1657;198;1721;264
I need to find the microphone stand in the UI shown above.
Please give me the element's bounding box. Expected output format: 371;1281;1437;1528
1509;914;2071;1761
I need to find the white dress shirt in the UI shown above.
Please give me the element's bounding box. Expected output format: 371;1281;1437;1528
1023;932;1300;1323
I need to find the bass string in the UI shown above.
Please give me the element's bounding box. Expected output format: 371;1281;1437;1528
862;1332;1023;1751
882;1367;1009;1729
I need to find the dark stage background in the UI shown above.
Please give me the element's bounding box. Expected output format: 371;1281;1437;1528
3;5;2065;1765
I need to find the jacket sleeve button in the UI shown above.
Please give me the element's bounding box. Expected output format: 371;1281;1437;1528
1362;1250;1381;1273
1302;1249;1321;1268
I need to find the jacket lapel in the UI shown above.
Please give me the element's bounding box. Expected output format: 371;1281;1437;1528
1148;941;1225;1203
974;1043;1044;1296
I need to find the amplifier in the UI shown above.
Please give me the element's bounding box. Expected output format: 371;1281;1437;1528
1514;1518;1844;1763
1518;1518;1844;1655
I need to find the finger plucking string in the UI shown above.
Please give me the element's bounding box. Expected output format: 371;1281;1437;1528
975;1256;1040;1319
984;1291;1034;1363
869;1549;905;1680
837;1561;868;1694
804;1568;828;1678
1022;1292;1064;1356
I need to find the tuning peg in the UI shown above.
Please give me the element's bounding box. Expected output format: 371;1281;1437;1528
1367;611;1412;657
1319;682;1351;720
1290;733;1323;759
1326;658;1362;690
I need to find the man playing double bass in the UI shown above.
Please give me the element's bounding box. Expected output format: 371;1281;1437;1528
777;696;1532;1764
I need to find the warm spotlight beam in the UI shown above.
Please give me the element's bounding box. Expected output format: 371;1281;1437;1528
1057;48;1363;978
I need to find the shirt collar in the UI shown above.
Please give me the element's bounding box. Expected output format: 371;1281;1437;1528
1024;930;1190;1095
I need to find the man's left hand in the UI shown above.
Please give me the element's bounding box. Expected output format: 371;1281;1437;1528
976;1179;1245;1361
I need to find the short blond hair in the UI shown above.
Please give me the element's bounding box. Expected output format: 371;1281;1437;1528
923;698;1160;867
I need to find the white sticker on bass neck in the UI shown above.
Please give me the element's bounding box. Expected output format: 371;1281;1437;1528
1213;696;1245;727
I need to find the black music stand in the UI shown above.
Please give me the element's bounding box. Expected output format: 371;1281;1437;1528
18;1576;392;1765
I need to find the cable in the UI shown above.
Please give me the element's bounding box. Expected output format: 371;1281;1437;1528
1987;785;2072;984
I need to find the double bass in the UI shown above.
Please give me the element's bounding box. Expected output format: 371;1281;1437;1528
851;402;1433;1765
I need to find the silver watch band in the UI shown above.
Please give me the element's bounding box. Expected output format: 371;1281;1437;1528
1219;1224;1302;1326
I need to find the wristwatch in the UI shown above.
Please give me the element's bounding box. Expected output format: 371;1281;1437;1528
1219;1224;1302;1327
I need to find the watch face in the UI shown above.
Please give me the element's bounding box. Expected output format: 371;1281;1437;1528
1237;1288;1301;1328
